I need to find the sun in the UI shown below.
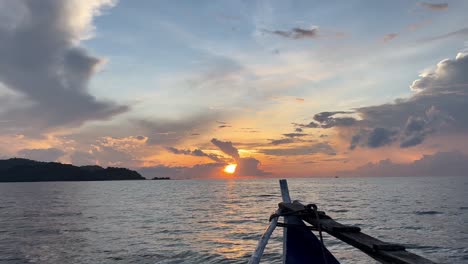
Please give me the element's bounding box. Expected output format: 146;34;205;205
224;164;237;174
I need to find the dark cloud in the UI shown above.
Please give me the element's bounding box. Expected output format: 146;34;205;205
270;138;295;145
301;111;357;129
260;142;336;156
367;127;398;148
292;121;320;129
17;148;65;162
349;134;361;150
418;2;448;11
218;125;232;128
210;138;240;160
165;147;222;162
400;116;430;148
263;27;319;39
313;111;352;123
321;117;357;128
295;127;303;132
342;151;468;177
0;1;128;134
282;133;308;138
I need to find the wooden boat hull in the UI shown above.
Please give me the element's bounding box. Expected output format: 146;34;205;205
283;215;340;264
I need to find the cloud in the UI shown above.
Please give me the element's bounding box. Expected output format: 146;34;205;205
263;27;319;39
0;0;128;134
367;127;398;148
341;151;468;177
334;52;468;149
349;134;361;150
71;145;134;167
165;146;222;162
292;121;320;129
282;133;308;138
400;116;430;148
260;142;336;156
418;2;448;11
270;138;295;145
383;33;398;43
135;112;224;145
17;148;65;162
236;157;270;176
421;28;468;42
210;138;270;176
297;111;356;129
407;20;432;31
210;138;240;160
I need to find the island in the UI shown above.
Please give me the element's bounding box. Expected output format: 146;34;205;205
0;158;146;182
152;177;170;180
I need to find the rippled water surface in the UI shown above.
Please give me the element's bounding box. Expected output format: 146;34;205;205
0;176;467;264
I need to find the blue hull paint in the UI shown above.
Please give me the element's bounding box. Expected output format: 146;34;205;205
284;216;340;264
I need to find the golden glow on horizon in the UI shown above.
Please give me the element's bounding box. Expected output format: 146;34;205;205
224;164;237;174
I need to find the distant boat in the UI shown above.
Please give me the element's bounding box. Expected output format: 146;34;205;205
248;179;436;264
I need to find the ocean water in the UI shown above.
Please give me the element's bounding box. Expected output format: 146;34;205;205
0;176;466;264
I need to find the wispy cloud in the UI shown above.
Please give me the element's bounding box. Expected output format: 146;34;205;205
165;147;222;162
383;33;399;43
260;142;336;156
262;27;319;39
418;2;448;11
421;27;468;42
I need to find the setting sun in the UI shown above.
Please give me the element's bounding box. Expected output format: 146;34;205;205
224;164;237;174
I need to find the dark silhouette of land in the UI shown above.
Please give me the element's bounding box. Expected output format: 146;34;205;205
0;158;146;182
152;177;170;180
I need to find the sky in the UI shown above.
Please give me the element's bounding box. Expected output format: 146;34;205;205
1;0;468;179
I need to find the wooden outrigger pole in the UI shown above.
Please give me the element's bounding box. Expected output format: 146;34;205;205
249;179;437;264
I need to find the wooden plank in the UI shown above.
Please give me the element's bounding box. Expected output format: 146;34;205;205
248;210;280;264
279;201;436;264
279;179;291;203
279;179;291;264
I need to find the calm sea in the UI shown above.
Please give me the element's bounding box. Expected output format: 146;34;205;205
0;177;466;264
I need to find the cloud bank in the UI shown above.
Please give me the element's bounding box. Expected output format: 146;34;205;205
342;151;468;177
0;0;128;134
305;52;468;150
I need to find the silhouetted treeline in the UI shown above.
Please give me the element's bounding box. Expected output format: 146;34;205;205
0;158;145;182
152;177;170;180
